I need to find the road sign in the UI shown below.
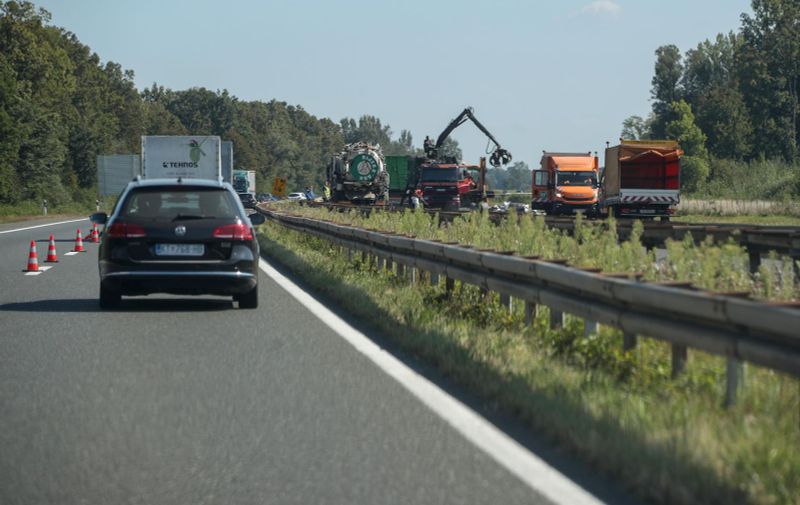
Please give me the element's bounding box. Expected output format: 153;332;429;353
272;177;287;197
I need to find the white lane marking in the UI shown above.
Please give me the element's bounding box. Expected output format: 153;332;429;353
0;218;88;235
258;257;604;505
64;251;80;256
24;266;52;276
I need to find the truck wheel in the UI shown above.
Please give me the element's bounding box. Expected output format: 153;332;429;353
99;283;121;309
238;286;258;309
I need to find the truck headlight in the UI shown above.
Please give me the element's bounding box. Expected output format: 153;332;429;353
555;192;563;198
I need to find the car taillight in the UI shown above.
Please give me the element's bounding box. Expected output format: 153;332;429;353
106;222;147;238
213;224;254;241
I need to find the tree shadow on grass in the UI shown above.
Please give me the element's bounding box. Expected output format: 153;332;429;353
260;236;752;505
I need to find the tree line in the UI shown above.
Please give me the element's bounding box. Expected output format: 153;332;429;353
622;0;799;196
0;1;454;207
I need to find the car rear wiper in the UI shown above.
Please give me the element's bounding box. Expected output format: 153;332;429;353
172;214;211;221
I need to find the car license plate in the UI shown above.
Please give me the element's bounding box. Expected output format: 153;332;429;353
155;243;204;256
640;209;656;214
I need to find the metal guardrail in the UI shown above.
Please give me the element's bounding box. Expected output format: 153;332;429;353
260;207;800;405
308;201;800;271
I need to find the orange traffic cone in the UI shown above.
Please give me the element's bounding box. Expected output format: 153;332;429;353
25;240;39;272
90;223;100;243
45;234;58;262
73;229;85;252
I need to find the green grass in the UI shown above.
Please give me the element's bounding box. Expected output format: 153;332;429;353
258;222;800;505
0;195;117;223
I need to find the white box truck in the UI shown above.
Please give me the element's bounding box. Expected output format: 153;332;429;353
221;140;233;183
141;135;222;180
233;170;256;196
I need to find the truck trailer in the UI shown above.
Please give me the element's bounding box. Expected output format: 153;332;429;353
141;136;222;180
600;140;682;219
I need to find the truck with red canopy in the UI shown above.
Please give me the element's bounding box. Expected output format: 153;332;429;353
600;140;682;219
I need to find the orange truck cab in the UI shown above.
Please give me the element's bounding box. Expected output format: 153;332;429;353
531;152;599;215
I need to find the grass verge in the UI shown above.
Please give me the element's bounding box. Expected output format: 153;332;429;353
258;220;800;505
0;196;118;223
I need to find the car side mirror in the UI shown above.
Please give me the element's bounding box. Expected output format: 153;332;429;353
249;213;266;225
90;212;107;224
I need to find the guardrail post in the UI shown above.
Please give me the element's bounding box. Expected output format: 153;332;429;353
397;262;406;278
623;332;637;351
584;320;599;337
748;249;761;274
445;277;455;294
671;344;687;378
409;266;417;284
500;294;513;313
725;358;742;407
524;301;537;325
347;248;353;262
549;307;564;329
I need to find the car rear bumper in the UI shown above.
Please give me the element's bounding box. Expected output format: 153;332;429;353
102;270;257;296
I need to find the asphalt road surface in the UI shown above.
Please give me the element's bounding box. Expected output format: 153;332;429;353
0;217;636;505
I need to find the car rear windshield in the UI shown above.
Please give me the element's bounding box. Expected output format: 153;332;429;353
120;188;239;221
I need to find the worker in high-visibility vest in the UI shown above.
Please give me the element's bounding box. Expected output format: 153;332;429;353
323;181;331;201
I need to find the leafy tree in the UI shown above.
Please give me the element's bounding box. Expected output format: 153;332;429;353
620;115;653;140
385;129;419;156
665;100;709;191
161;87;235;136
650;45;684;137
0;1;443;205
681;33;739;107
666;100;708;157
438;137;462;161
340;115;392;147
397;130;414;152
486;161;531;191
0;53;20;202
739;0;800;162
695;85;753;159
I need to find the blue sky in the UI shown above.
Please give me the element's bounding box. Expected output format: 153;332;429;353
36;0;751;166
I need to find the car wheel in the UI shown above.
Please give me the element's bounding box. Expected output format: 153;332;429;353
99;283;121;309
238;286;258;309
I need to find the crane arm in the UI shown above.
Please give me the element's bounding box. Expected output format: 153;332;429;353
424;107;512;167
